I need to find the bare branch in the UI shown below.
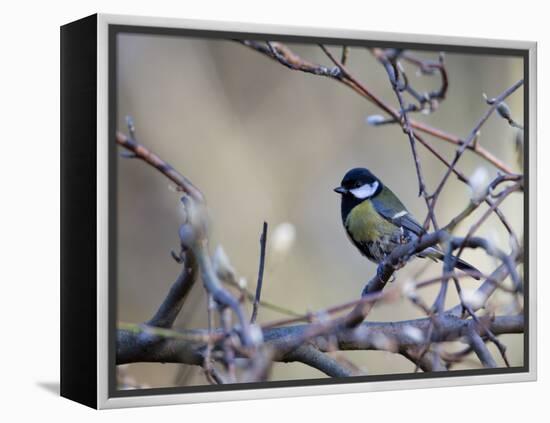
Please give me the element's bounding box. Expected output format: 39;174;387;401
146;252;197;328
117;129;256;349
428;79;524;214
371;48;434;227
242;41;514;174
285;345;354;377
117;314;523;366
116;131;204;202
251;222;268;324
468;326;498;368
115;40;525;382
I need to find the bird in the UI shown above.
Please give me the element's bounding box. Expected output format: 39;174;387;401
334;167;480;279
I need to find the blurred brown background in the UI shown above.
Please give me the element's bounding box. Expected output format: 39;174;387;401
116;33;524;388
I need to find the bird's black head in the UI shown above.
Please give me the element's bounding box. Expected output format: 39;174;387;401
334;168;382;200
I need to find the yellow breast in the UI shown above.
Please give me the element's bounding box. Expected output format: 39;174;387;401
345;200;396;242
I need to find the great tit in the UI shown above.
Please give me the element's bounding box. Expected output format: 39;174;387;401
334;167;479;277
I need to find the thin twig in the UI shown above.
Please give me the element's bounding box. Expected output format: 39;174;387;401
371;48;435;228
428;79;524;214
116;131;204;202
468;325;498;368
242;41;513;173
251;222;268;324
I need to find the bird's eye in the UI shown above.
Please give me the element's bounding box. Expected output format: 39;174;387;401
354;181;362;188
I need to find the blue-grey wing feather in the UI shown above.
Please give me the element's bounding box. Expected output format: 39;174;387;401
371;197;425;236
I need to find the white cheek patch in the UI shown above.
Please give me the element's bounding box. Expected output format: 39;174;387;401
350;181;379;199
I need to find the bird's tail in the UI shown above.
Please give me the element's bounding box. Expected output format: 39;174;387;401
421;247;481;280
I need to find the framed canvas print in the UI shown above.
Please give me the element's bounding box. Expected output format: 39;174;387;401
60;14;537;409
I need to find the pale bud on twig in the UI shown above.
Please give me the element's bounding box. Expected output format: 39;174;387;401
469;167;490;203
213;245;237;282
371;333;397;352
313;310;331;325
353;325;369;341
403;325;424;344
401;278;417;299
482;92;493;104
485;231;501;265
179;195;206;231
496;101;512;122
462;289;486;310
179;198;188;222
126;115;136;139
237;277;247;289
366;114;387;126
249;324;264;346
397;61;405;74
271;222;296;256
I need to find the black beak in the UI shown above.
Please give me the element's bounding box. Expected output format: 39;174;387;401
334;186;347;195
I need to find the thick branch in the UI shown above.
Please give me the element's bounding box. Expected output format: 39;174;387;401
147;252;197;328
401;349;446;372
117;328;203;365
285;345;354;377
117;314;523;366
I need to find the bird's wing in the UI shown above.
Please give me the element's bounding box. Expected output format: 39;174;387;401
372;188;480;279
372;189;426;237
